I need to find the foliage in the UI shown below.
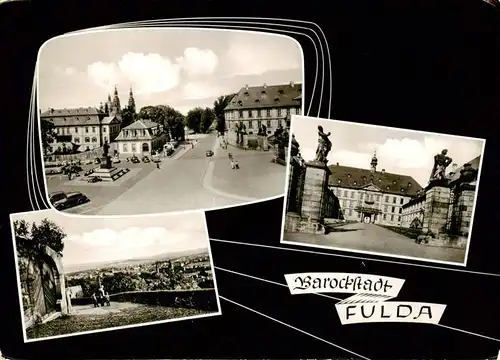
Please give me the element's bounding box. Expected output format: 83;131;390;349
40;119;57;155
120;105;136;128
200;107;215;134
213;94;234;135
185;107;204;133
13;218;66;258
138;105;185;140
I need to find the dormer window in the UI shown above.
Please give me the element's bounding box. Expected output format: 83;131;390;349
347;174;351;178
378;179;382;182
338;179;342;184
274;97;280;103
261;90;266;95
353;181;357;185
401;188;405;192
255;99;260;103
393;180;397;184
238;100;243;106
408;182;412;187
386;186;390;190
278;89;284;95
244;91;249;96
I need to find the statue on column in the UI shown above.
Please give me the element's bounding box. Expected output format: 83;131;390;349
314;125;332;164
429;149;453;183
290;134;300;158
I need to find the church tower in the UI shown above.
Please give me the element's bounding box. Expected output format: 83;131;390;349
105;94;112;114
128;86;136;113
370;151;378;173
111;85;121;115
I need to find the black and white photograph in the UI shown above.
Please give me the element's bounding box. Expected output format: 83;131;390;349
10;209;220;342
282;116;485;265
38;28;303;216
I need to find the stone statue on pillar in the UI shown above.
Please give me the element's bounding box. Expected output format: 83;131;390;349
100;140;112;169
290;134;300;158
429;149;452;183
314;125;332;164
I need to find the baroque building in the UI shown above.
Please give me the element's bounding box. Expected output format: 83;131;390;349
223;81;302;147
114;119;167;157
327;153;423;226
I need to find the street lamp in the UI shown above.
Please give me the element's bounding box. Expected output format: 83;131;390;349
184;125;189;143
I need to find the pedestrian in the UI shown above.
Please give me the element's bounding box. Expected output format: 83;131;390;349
234;160;239;169
156;162;160;169
228;152;233;161
231;160;235;170
104;292;111;306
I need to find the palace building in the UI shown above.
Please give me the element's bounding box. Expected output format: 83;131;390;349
328;153;424;226
114;119;167;157
40;85;131;153
223;81;302;146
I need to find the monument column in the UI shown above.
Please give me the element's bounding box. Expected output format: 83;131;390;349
300;161;331;222
422;182;451;236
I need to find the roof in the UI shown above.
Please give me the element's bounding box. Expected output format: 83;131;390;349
123;119;160;130
448;155;481;183
101;116;120;125
41;107;102;117
328;164;423;197
224;82;302;111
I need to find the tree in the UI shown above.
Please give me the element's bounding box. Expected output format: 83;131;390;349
138;105;185;140
40;119;57;155
200;107;215;134
213;94;234;135
121;106;136;128
185;107;204;133
14;218;66;257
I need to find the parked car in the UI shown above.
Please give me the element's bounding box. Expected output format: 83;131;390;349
87;177;102;183
94;158;101;164
63;165;83;174
49;191;66;204
166;148;174;156
205;150;214;157
45;166;63;175
130;156;140;163
53;192;89;210
84;159;93;165
142;156;150;163
112;157;121;163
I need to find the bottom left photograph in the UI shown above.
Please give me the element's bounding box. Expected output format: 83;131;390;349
9;209;221;342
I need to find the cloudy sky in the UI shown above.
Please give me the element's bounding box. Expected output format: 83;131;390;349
37;28;303;115
292;116;485;187
10;210;209;267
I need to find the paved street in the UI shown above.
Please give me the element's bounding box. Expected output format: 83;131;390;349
47;133;287;215
284;223;466;263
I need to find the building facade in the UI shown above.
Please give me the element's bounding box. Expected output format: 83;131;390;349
40;85;129;154
114;119;167;157
223;81;302;147
328;153;423;226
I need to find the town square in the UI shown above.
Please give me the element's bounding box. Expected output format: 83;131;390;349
38;29;302;215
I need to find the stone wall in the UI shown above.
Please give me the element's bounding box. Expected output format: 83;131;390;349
300;162;331;222
422;185;451;236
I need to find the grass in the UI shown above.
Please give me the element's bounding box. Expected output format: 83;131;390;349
26;305;214;339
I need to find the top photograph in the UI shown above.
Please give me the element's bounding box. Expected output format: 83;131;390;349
37;28;304;216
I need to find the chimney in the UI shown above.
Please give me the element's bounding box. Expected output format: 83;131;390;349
245;84;249;90
290;81;295;88
381;169;385;174
336;162;339;166
263;83;267;89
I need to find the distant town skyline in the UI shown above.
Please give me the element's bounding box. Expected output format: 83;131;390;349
10;210;209;267
37;28;303;115
292;116;485;187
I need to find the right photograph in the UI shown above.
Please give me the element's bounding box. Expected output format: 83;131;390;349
282;115;485;265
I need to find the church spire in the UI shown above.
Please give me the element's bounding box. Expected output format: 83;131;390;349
370;150;378;173
128;86;136;113
111;85;121;115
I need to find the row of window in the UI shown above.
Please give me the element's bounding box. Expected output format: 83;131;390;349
231;119;289;130
122;129;156;137
72;136;107;144
227;107;301;120
122;143;150;152
341;200;403;214
343;210;402;223
334;189;407;205
56;125;119;135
